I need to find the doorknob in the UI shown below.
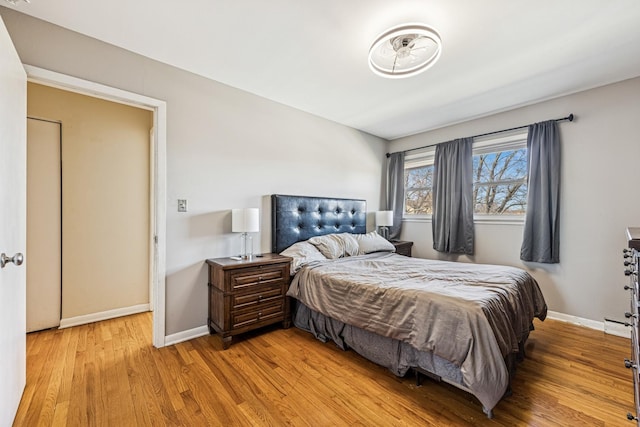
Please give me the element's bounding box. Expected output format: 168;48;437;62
1;253;24;268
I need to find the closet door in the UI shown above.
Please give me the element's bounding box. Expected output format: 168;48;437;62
26;118;61;332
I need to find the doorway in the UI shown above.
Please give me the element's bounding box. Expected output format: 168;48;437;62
27;82;154;333
25;65;167;348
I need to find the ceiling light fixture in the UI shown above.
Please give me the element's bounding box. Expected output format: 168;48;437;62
368;23;442;79
4;0;30;5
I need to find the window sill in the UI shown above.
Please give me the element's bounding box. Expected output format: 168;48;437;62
474;215;525;225
403;215;432;223
402;215;525;226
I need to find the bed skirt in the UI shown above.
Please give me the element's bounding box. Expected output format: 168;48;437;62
292;300;524;417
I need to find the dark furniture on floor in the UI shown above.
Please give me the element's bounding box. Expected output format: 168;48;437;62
271;193;546;419
624;227;640;425
206;253;291;349
391;240;413;257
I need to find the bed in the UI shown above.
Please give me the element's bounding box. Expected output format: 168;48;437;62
271;194;547;418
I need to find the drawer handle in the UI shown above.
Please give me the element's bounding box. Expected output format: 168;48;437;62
258;312;262;319
258;295;262;301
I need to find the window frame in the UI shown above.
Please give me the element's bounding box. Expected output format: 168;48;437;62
402;130;528;224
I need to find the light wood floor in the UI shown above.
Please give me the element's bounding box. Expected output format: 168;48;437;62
14;312;635;426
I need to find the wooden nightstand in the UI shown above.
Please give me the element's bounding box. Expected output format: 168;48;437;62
206;253;292;349
391;240;413;257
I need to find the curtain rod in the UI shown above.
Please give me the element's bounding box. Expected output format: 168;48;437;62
386;113;574;158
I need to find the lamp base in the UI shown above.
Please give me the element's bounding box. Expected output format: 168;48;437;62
378;226;390;241
239;232;253;260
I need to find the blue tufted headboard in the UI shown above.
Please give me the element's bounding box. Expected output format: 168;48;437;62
271;194;367;253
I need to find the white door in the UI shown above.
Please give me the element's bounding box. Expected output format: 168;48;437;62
27;118;61;332
0;16;27;426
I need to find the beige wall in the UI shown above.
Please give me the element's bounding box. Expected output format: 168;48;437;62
1;8;387;336
392;77;640;325
27;82;153;319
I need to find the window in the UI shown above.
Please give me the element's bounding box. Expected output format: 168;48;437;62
404;147;435;216
473;148;527;215
403;131;528;218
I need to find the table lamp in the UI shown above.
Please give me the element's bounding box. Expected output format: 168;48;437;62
232;208;260;259
375;210;393;240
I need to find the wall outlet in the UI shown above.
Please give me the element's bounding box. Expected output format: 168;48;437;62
177;199;187;212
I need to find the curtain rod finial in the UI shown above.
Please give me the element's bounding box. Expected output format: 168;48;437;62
568;113;574;122
386;153;391;158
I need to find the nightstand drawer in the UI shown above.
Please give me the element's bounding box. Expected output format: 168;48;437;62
232;285;284;310
229;266;286;291
232;300;284;329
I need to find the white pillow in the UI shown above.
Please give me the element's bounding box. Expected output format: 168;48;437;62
308;233;359;259
354;231;396;255
280;241;327;274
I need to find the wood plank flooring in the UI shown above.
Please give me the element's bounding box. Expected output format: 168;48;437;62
14;313;635;426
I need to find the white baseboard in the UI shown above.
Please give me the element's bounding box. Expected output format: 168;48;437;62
164;325;210;346
604;319;632;338
547;310;631;339
59;303;150;329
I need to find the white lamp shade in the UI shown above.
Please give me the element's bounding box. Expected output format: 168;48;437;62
376;210;394;227
232;208;260;233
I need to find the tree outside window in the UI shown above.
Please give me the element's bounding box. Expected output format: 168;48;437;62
405;165;434;215
473;148;527;214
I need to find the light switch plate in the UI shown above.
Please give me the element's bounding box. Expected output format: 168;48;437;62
178;199;187;212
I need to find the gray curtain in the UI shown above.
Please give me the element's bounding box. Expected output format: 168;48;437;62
432;138;474;254
520;120;560;263
386;152;405;240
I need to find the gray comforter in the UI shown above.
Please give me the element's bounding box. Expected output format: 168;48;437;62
287;252;547;411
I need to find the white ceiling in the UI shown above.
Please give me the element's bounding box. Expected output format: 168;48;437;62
5;0;640;140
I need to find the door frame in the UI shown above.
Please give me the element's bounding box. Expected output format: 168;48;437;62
24;65;168;348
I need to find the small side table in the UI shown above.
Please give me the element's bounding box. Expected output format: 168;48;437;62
206;253;292;349
391;240;413;257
